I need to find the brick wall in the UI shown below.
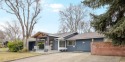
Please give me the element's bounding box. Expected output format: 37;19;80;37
91;42;125;56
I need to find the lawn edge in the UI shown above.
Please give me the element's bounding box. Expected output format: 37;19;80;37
4;52;60;62
4;53;45;62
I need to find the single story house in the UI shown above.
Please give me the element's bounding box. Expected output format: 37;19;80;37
28;32;105;52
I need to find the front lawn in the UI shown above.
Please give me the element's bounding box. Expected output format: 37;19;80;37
0;48;41;62
0;47;9;52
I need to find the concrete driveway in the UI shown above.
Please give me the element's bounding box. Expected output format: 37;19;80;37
11;52;121;62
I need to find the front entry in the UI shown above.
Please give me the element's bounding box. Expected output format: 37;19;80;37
38;42;44;50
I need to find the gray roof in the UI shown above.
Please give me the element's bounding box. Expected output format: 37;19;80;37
32;31;78;38
52;32;77;38
67;32;105;40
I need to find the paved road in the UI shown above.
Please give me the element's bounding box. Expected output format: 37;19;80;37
11;52;121;62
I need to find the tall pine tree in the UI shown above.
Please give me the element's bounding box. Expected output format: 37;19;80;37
83;0;125;45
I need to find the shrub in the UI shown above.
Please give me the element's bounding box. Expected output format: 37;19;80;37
38;42;44;49
7;40;23;52
20;47;29;52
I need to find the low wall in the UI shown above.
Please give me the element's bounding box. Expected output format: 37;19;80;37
91;42;125;56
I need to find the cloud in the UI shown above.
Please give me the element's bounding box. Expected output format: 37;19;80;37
49;4;64;12
50;4;64;9
39;0;64;12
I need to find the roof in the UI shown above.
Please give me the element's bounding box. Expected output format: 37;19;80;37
52;32;78;38
32;32;54;38
67;32;105;40
32;31;77;38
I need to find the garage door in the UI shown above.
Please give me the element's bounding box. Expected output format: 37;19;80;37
75;39;92;52
29;41;35;51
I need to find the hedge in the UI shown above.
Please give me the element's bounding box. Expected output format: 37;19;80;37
7;40;23;52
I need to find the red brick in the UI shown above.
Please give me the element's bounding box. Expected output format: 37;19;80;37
91;42;125;56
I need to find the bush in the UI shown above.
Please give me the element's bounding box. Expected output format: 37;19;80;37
20;47;28;52
38;42;44;49
7;40;23;52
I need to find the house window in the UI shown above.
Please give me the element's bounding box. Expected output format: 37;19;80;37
59;41;65;47
67;40;75;46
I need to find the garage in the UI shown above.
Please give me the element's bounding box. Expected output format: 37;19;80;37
67;32;105;52
75;39;92;52
75;38;104;52
28;41;35;51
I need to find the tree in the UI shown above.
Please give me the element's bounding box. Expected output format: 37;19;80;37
58;4;91;33
82;21;92;33
83;0;125;45
0;30;5;43
2;21;21;41
1;0;42;48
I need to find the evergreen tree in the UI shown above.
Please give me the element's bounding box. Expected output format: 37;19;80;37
83;0;125;45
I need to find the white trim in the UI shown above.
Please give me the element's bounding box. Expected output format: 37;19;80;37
58;39;67;51
58;39;60;51
92;38;94;42
43;40;45;50
65;40;66;48
39;39;45;41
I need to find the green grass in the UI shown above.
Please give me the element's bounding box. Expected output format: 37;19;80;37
0;48;8;52
0;48;41;62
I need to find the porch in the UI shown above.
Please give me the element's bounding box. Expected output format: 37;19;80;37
28;32;56;52
28;32;69;52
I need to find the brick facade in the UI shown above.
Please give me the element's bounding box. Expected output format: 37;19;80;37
91;42;125;56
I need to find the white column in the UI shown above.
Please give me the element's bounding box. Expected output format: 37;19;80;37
65;40;66;48
92;38;94;42
58;39;60;51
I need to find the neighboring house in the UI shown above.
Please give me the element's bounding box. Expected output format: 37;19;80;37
28;32;105;52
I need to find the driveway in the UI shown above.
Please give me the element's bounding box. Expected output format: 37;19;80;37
11;52;121;62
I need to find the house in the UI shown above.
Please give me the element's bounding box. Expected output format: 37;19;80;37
28;32;105;52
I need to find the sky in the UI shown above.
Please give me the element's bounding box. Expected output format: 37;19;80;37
0;0;107;34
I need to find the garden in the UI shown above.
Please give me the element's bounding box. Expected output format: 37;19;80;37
0;40;41;62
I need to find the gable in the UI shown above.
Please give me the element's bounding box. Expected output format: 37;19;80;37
32;32;48;38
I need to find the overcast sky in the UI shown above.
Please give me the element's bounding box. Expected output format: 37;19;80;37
0;0;107;34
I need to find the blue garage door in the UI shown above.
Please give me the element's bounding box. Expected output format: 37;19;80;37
76;39;92;52
29;41;35;51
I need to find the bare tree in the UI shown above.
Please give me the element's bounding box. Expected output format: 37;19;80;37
2;21;21;41
0;30;5;42
1;0;42;48
82;21;92;33
58;4;91;33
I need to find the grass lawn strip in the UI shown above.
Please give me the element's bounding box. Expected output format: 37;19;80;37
0;52;41;62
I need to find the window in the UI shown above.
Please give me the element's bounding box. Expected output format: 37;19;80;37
59;41;65;47
67;40;75;46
